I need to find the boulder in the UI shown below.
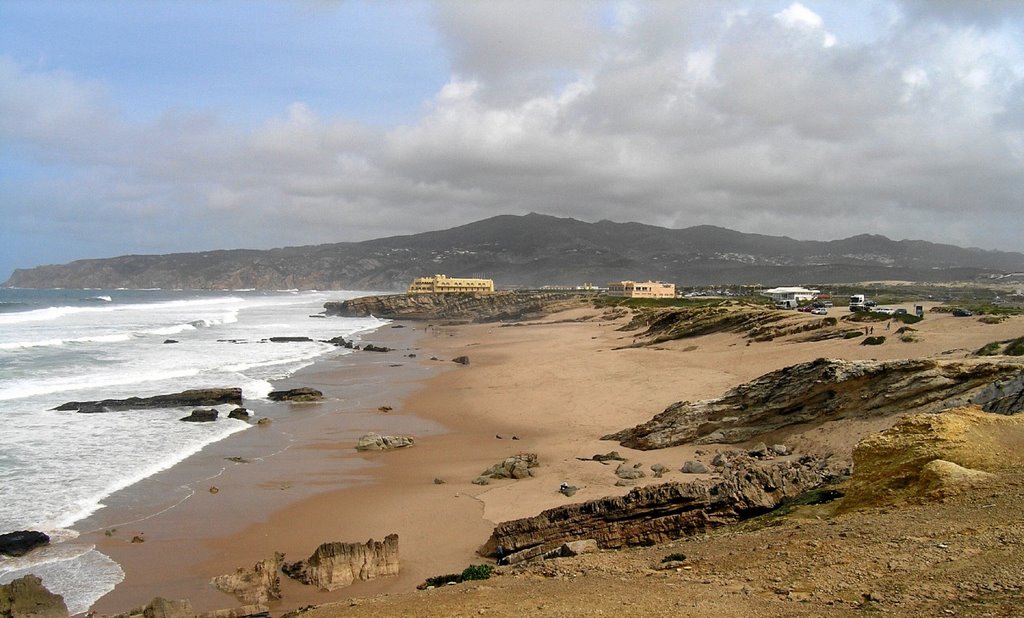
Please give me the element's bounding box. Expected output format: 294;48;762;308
0;575;68;618
212;553;283;605
227;408;251;420
198;605;270;618
282;535;399;591
180;408;218;422
650;464;667;478
140;597;193;618
478;453;539;480
268;336;312;343
267;388;323;402
362;344;390;353
0;531;49;557
355;433;415;451
770;444;790;456
680;460;709;474
163;339;178;344
614;463;645;480
54;388;242;413
452;356;470;365
559;539;599;557
323;336;355;348
748;442;770;458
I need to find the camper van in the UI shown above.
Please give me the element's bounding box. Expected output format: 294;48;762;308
775;299;799;309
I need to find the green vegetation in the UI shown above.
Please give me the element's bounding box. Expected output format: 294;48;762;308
418;564;495;590
593;296;756;309
844;331;865;339
862;336;886;346
975;337;1024;356
661;552;687;563
977;341;1002;356
1006;337;1024;356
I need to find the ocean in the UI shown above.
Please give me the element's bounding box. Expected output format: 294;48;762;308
0;288;387;614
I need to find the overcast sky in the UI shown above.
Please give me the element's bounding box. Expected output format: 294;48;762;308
2;1;1023;279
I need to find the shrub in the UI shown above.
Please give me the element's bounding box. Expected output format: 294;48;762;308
976;341;1001;356
979;315;1008;324
1006;337;1024;356
461;564;494;581
822;317;838;326
661;552;687;563
861;336;886;346
892;313;923;325
843;331;864;339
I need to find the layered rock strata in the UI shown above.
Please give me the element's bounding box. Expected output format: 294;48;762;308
323;292;589;323
605;358;1024;450
482;458;830;563
282;535;399;591
212;553;283;605
355;433;415;451
54;388;242;414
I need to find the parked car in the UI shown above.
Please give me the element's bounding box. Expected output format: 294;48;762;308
798;305;814;312
872;307;896;316
811;307;828;315
952;308;974;317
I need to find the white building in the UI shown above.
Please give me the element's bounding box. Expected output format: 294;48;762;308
761;286;820;303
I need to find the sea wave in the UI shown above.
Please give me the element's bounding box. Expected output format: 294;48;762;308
0;546;123;616
0;296;245;326
0;367;202;402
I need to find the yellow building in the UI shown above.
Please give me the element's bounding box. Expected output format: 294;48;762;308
407;274;495;294
607;280;676;299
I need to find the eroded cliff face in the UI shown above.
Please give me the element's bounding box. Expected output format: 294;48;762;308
323;292;591;322
604;358;1024;450
482;458;832;562
282;535;399;591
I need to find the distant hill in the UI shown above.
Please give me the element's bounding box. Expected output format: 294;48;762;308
5;213;1024;290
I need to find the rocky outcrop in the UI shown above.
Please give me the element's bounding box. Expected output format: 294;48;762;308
605;358;1024;450
282;535;399;591
212;553;282;605
476;453;539;483
482;458;832;562
355;433;415;451
54;388;242;413
323;292;589;323
266;388;322;402
109;599;269;618
0;531;49;557
843;405;1024;508
180;409;218;422
0;575;68;618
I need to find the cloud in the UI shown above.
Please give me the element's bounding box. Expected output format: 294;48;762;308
2;0;1024;278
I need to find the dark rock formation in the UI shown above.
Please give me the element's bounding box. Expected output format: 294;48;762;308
163;339;178;344
54;388;242;413
324;291;588;323
108;597;193;618
282;535;399;591
355;433;415;451
323;336;355;348
227;408;250;420
604;358;1024;450
266;388;322;402
0;531;49;557
268;336;313;343
0;575;68;618
482;458;831;562
212;553;283;605
362;344;390;352
180;408;218;422
452;356;470;365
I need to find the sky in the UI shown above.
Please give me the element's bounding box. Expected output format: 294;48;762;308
2;0;1023;280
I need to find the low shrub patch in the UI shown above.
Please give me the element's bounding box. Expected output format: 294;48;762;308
861;336;886;346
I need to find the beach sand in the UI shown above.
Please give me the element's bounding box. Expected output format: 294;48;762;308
83;302;1024;615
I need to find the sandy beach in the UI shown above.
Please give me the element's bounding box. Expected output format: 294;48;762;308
82;301;1024;615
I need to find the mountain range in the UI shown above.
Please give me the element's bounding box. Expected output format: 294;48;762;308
5;213;1024;290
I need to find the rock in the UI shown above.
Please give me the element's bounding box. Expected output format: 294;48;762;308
355;432;415;451
478;453;539;480
650;464;667;478
267;387;323;402
452;356;470;365
212;553;283;605
324;292;584;323
604;358;1024;449
54;388;242;413
484;457;832;560
209;486;219;494
559;485;578;497
362;344;390;353
268;336;313;343
324;336;355;348
0;531;49;557
711;453;728;467
198;605;270;618
377;406;393;413
163;339;178;344
227;407;250;420
770;444;789;456
614;479;635;487
256;417;272;426
131;534;145;543
615;463;645;480
472;477;491;486
844;406;1024;508
748;442;769;458
559;539;599;557
0;574;68;618
140;597;194;618
282;535;399;591
180;408;219;422
681;460;709;474
433;478;447;485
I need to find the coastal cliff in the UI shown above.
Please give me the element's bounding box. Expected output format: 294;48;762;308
323;292;591;322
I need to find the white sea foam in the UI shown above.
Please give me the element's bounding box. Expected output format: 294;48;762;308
0;547;123;616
